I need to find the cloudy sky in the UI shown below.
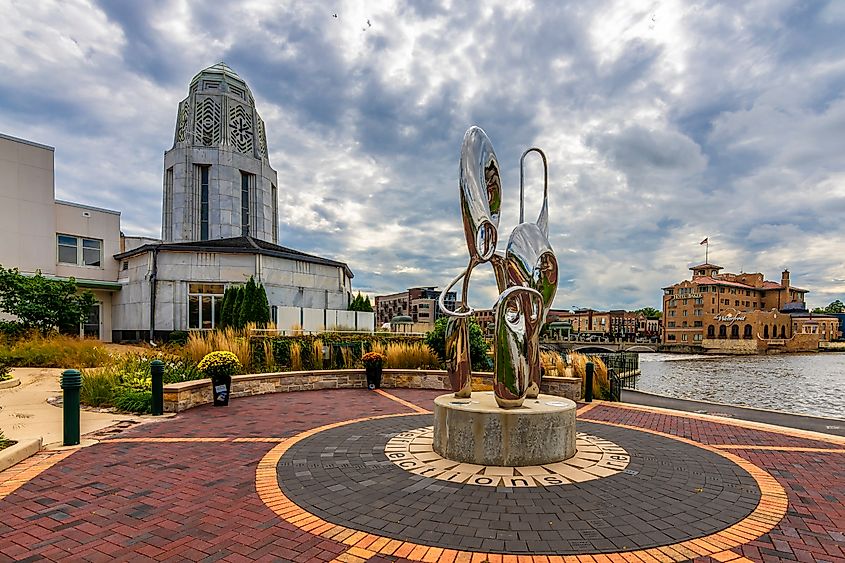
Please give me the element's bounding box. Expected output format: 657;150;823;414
2;0;844;311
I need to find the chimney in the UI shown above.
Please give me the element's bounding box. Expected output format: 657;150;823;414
781;269;790;288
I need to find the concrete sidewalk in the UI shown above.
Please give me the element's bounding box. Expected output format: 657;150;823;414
0;367;138;448
621;387;845;436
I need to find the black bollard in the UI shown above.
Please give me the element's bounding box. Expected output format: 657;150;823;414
151;359;164;415
60;369;82;446
585;361;594;403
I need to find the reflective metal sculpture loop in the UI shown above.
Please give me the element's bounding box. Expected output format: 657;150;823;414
441;126;559;408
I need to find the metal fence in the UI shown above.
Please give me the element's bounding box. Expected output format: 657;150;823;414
587;352;639;375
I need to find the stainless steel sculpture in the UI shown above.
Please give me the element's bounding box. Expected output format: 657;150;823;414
439;126;558;408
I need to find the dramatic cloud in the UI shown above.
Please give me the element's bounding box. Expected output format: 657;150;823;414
1;0;844;310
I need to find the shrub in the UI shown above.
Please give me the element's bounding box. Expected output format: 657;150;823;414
0;428;15;451
197;351;241;379
0;356;11;381
113;388;152;414
80;369;119;407
167;331;189;345
425;317;491;371
79;353;202;409
0;321;27;342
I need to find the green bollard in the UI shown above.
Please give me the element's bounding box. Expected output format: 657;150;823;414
151;360;164;416
60;369;82;446
585;361;594;403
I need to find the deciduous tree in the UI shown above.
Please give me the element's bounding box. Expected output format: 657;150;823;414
0;266;95;335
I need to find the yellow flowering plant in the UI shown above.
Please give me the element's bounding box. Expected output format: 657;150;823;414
361;351;386;368
197;351;241;379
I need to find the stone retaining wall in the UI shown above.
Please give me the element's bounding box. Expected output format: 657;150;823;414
162;369;582;413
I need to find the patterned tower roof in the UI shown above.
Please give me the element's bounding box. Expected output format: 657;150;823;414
172;62;268;159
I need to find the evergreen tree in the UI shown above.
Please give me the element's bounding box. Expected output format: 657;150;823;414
255;282;271;326
219;287;234;328
239;277;257;328
233;285;246;329
349;292;373;312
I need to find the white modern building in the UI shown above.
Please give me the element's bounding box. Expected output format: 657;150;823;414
0;63;373;341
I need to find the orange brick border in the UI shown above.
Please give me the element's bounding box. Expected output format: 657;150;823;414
0;450;76;502
255;408;789;562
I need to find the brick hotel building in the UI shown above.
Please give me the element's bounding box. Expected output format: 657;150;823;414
663;263;839;353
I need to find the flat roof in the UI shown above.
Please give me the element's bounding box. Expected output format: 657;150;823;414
114;235;354;278
55;199;121;216
0;132;54;151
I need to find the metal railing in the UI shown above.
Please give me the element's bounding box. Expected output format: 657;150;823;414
587;352;639;375
609;368;638;401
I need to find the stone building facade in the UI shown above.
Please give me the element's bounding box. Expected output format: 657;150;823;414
1;63;372;342
163;63;278;243
663;263;839;353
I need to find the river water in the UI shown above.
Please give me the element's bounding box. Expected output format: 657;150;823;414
637;352;845;420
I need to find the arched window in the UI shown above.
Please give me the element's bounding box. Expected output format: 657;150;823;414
730;324;740;339
780;325;786;338
772;325;777;339
707;325;715;338
719;325;727;339
764;325;769;339
744;324;752;339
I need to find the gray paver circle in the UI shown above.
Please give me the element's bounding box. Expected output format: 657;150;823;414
276;415;761;555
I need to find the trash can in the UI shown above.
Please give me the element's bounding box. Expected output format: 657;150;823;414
212;374;231;406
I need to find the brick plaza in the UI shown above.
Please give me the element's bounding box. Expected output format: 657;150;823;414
1;388;843;562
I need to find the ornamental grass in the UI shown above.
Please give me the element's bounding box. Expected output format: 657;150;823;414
568;352;610;399
0;333;110;368
540;350;568;377
183;326;252;371
380;342;440;369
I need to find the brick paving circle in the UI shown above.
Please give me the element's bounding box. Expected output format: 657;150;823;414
276;414;762;555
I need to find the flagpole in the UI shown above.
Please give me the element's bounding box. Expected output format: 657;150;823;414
705;241;708;264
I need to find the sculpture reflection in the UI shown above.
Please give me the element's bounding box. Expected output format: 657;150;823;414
439;126;559;408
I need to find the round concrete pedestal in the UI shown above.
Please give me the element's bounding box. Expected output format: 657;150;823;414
433;392;577;467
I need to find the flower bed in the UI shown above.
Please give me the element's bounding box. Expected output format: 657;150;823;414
162;369;581;412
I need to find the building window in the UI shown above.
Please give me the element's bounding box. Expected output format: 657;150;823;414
694;321;703;327
667;334;676;341
241;171;254;236
164;167;173;240
188;283;225;329
122;261;129;271
681;334;688;341
271;184;278;243
57;235;102;267
694;334;702;341
271;305;278;325
194;165;210;240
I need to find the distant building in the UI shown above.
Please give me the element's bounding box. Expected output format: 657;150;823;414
548;309;609;336
375;287;456;332
662;263;839;352
0;63;373;341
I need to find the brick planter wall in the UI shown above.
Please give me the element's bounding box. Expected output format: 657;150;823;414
162;370;582;413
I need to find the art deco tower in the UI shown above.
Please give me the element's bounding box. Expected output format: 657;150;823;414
162;63;279;243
